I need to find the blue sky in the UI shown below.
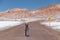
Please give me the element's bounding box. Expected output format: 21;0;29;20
0;0;60;11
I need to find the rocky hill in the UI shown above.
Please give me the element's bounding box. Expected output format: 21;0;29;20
0;4;60;21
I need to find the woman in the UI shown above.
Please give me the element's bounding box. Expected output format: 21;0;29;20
25;23;29;37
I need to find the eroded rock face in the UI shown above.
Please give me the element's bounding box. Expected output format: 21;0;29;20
0;4;60;21
31;4;60;19
0;8;31;19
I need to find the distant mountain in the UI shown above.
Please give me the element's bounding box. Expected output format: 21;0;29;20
30;4;60;20
0;8;30;19
0;4;60;20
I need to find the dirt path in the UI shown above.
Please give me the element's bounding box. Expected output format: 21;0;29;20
0;21;60;40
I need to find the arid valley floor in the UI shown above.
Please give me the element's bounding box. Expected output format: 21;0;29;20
0;21;60;40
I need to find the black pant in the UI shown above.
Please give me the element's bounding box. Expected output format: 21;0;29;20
25;23;29;37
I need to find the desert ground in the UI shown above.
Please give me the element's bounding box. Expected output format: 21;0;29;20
0;21;60;40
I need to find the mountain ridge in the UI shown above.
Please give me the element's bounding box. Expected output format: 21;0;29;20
0;4;60;20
